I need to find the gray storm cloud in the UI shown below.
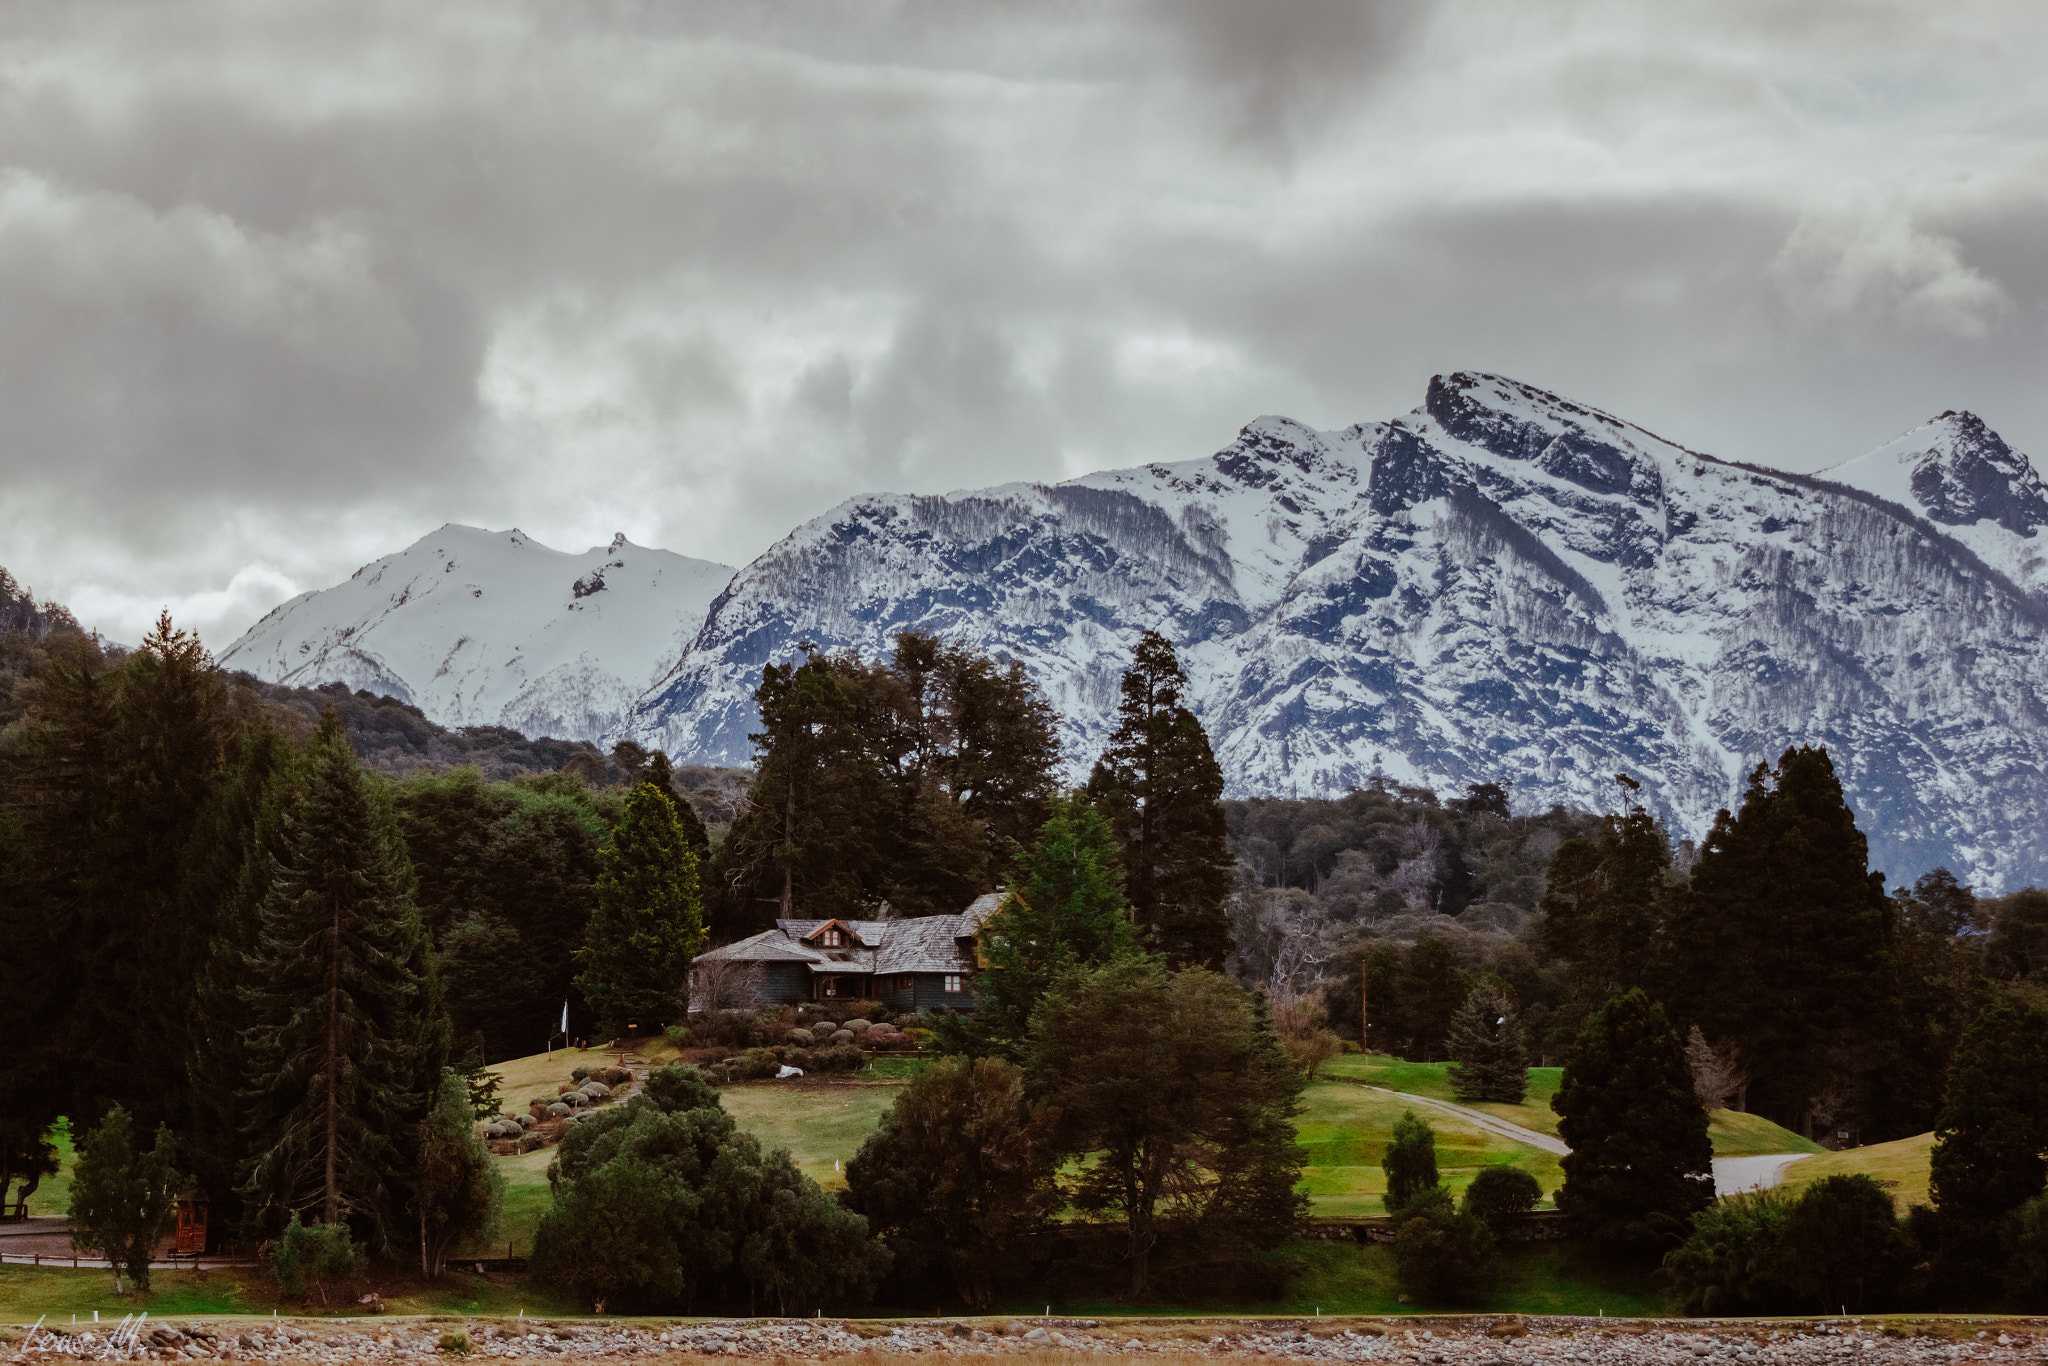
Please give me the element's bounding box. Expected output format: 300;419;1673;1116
0;0;2042;646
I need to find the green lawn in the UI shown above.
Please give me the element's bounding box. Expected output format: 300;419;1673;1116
1295;1082;1561;1217
1321;1055;1565;1138
1781;1132;1933;1209
13;1117;76;1219
0;1262;578;1323
1706;1110;1825;1157
716;1084;903;1192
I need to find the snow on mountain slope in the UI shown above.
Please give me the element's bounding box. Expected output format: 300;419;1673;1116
220;525;733;743
1821;411;2048;598
632;373;2048;891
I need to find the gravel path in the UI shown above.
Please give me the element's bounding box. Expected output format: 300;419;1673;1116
1711;1156;1812;1197
7;1316;2045;1364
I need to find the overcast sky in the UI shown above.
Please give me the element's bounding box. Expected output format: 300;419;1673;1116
3;0;2045;647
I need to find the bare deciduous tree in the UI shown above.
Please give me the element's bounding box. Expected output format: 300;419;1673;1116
1684;1024;1749;1112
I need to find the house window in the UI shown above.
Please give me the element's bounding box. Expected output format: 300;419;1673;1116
822;928;842;947
944;974;963;993
823;978;837;998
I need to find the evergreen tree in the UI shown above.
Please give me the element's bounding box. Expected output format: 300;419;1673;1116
1778;1175;1910;1313
414;1069;505;1277
1085;631;1234;969
641;751;711;866
1664;747;1894;1130
1446;985;1529;1104
714;652;886;937
1931;997;2048;1229
1027;957;1306;1295
1552;988;1714;1249
239;711;447;1249
576;771;706;1035
843;1055;1061;1309
68;1106;185;1295
945;795;1136;1059
1381;1110;1441;1214
1540;806;1672;1003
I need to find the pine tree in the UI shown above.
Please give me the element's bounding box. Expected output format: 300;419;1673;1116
1663;747;1894;1130
1085;631;1233;969
1552;988;1714;1249
1381;1110;1442;1214
414;1069;505;1277
1931;997;2048;1228
577;771;707;1036
240;711;447;1249
714;653;886;937
1540;806;1672;1002
1446;985;1529;1104
951;795;1137;1059
641;751;711;866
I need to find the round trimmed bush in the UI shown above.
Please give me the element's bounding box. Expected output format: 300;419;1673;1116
547;1102;570;1119
845;1017;873;1034
580;1080;611;1099
831;1029;856;1045
570;1066;590;1083
814;1044;867;1074
787;1027;815;1046
602;1067;631;1086
1462;1166;1542;1229
518;1132;544;1154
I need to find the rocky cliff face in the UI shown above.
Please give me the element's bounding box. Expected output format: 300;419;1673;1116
224;374;2048;890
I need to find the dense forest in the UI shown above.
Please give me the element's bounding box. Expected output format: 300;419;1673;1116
12;561;2048;1311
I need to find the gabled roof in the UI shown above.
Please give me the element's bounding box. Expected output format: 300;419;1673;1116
874;914;976;975
692;895;998;976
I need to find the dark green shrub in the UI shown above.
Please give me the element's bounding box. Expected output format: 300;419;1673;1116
1779;1175;1910;1313
735;1047;780;1079
1662;1189;1795;1316
1381;1110;1441;1214
2003;1193;2048;1304
1392;1188;1497;1304
1461;1165;1541;1229
272;1214;360;1305
571;1066;590;1083
814;1044;867;1074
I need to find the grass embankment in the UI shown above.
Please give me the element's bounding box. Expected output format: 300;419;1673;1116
1781;1132;1934;1209
1706;1110;1825;1157
1296;1083;1561;1217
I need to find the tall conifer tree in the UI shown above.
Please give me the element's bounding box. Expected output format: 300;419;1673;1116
1552;988;1713;1249
576;771;707;1034
240;711;446;1247
1664;746;1893;1128
1085;631;1233;969
945;795;1136;1059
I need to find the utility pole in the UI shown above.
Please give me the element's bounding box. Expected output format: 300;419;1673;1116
1360;959;1370;1056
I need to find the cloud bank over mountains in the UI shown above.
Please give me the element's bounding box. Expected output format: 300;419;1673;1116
2;1;2046;647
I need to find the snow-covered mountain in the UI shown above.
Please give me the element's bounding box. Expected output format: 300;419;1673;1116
225;374;2048;890
220;525;733;743
632;373;2048;892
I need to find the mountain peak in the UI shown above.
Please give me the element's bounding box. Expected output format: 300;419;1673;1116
1830;412;2048;539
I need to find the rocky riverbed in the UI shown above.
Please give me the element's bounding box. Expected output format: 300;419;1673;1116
5;1317;2046;1364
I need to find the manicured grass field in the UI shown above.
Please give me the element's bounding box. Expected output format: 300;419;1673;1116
0;1262;578;1323
1780;1132;1934;1209
1320;1055;1565;1138
1706;1110;1824;1157
15;1117;76;1219
1294;1082;1561;1217
716;1084;903;1192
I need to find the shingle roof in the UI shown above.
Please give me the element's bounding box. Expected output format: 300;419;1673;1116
699;899;989;975
874;915;976;974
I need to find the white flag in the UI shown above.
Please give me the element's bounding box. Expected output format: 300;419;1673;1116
560;1001;569;1036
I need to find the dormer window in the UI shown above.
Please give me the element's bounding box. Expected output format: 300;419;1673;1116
822;928;842;948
